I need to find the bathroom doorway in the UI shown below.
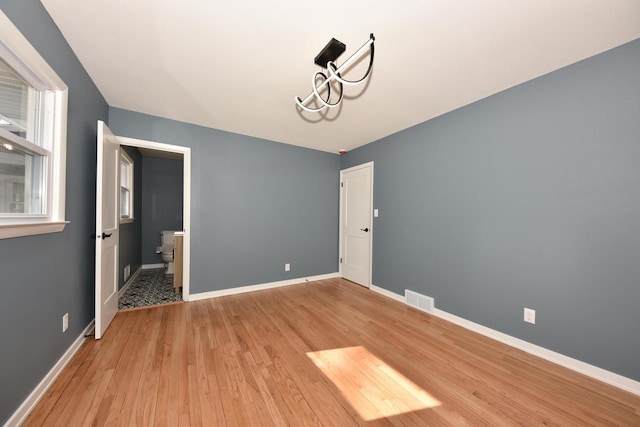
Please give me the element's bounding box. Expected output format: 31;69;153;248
116;136;191;309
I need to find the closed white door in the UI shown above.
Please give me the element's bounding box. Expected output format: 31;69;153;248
95;121;120;339
340;162;373;287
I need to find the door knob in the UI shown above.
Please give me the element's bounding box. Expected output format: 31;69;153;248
101;232;113;239
360;227;369;232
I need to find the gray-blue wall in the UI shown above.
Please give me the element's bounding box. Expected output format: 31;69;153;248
108;108;340;294
118;146;143;289
141;156;183;265
341;38;640;381
0;1;109;423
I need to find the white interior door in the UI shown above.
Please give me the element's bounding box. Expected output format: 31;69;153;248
340;162;373;287
95;121;120;339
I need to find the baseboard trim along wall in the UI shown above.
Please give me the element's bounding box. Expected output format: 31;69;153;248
370;284;405;302
142;263;164;270
433;308;640;396
189;273;340;301
369;284;640;397
118;267;141;296
6;320;95;427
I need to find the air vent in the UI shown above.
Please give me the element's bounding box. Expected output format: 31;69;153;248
405;290;435;314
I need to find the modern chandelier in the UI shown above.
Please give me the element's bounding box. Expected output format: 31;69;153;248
295;33;375;113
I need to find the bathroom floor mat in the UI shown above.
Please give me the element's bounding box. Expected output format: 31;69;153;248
119;268;182;309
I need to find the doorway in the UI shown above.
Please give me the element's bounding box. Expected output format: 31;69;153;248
339;162;373;288
117;136;192;303
95;124;191;338
118;146;185;310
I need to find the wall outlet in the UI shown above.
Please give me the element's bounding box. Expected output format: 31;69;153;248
524;307;536;324
62;313;69;332
124;264;131;282
285;263;291;272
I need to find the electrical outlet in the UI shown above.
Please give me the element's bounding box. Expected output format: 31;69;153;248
285;263;291;272
124;264;131;282
524;308;536;324
63;313;69;332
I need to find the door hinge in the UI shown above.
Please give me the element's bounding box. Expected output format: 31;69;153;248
340;182;343;188
340;258;343;263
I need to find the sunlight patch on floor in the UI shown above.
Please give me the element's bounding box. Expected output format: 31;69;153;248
306;346;441;421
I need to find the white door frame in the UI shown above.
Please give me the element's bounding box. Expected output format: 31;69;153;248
339;161;374;288
117;136;192;301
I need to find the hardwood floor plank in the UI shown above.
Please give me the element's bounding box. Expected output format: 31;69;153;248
132;307;165;426
22;278;640;426
165;303;184;426
191;304;221;426
152;305;175;426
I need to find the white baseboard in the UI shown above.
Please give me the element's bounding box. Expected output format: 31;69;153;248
370;283;404;302
189;272;339;301
6;320;95;427
368;285;640;397
118;267;141;297
432;308;640;396
142;263;164;270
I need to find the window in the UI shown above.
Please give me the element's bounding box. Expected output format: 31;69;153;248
0;11;68;239
0;57;51;216
120;150;134;222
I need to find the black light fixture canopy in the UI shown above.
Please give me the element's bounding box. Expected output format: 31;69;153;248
314;38;346;68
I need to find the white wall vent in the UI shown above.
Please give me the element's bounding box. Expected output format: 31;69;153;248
405;289;435;314
124;264;131;282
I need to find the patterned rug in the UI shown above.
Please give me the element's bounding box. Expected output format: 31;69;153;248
119;268;183;309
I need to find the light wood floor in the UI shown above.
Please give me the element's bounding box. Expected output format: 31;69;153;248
24;278;640;426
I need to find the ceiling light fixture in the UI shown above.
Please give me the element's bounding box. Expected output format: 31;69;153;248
295;33;375;113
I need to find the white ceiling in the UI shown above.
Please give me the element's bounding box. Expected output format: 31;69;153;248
41;0;640;154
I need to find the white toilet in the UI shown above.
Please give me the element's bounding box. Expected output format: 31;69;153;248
156;230;179;274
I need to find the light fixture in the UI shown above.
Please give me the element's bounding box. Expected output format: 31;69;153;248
295;33;375;113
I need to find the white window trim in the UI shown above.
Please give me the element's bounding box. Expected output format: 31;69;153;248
0;11;68;239
120;150;134;224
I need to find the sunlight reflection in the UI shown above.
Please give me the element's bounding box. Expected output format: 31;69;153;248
306;346;441;421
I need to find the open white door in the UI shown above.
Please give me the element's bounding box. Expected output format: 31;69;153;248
95;121;120;339
340;162;373;287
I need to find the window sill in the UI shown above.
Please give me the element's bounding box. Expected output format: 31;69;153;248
0;221;69;239
120;218;135;224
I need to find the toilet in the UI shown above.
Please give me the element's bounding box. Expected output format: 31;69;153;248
156;230;179;274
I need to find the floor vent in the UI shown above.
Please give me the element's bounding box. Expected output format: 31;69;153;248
405;290;435;314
